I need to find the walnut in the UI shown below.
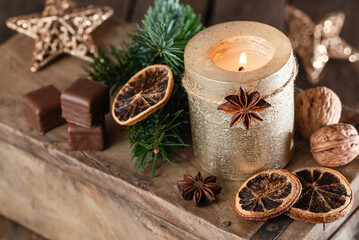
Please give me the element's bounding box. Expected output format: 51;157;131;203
295;87;342;140
310;123;359;167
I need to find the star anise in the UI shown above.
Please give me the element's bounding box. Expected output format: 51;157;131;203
177;172;222;207
217;87;271;129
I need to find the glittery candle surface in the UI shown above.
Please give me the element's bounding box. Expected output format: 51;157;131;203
183;22;297;180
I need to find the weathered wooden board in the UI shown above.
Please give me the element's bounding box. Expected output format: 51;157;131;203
0;0;44;43
330;208;359;240
278;187;359;240
77;0;132;21
0;19;358;240
0;215;46;240
0;140;199;240
209;0;286;30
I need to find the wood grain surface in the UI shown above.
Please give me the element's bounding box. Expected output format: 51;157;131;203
0;215;46;240
0;19;358;239
330;208;359;240
209;0;286;29
0;0;44;44
0;140;199;240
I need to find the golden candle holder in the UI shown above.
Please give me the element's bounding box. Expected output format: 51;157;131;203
183;21;297;180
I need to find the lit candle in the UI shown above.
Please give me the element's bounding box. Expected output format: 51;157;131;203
182;21;297;180
210;36;274;72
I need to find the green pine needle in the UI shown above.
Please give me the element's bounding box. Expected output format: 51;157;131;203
128;110;189;178
84;0;203;177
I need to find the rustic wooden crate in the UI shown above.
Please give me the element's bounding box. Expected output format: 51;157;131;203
0;19;358;240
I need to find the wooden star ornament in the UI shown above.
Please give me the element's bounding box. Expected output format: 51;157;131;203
6;0;113;72
285;5;359;84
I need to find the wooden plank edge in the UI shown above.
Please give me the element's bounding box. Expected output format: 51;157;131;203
0;214;46;240
329;207;359;240
0;122;244;240
277;182;359;240
0;139;201;240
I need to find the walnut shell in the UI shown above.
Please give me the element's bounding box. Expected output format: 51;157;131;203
295;87;342;140
310;123;359;167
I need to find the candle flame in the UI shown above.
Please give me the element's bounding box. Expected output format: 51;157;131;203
239;52;247;66
238;52;246;71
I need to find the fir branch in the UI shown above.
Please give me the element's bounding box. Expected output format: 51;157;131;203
130;0;203;75
85;0;203;177
85;44;146;94
128;110;189;177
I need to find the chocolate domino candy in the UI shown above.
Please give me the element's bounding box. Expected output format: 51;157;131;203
61;78;109;128
67;122;105;151
22;85;65;133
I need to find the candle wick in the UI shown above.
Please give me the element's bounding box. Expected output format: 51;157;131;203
238;66;244;72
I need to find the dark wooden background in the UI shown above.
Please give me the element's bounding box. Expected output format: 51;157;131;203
1;0;359;108
1;0;359;45
0;0;359;239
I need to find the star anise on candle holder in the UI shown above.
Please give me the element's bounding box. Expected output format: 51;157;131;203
217;87;271;129
177;172;222;207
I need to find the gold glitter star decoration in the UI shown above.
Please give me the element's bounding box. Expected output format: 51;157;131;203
6;0;113;72
285;5;359;84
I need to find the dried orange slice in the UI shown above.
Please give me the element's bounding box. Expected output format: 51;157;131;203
112;65;174;125
287;167;353;223
234;169;302;221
